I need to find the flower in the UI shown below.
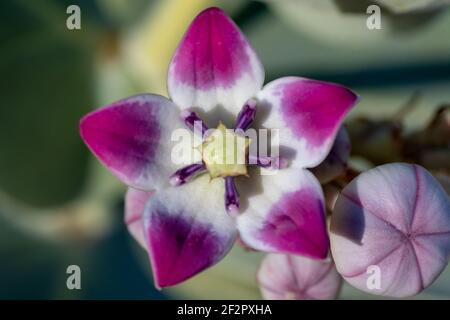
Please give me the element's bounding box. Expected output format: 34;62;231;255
258;253;342;300
331;163;450;297
80;7;358;288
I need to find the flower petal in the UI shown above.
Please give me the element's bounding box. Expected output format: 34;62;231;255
257;77;358;168
258;254;342;300
331;163;450;297
143;174;237;287
168;7;264;114
80;94;198;190
124;188;152;249
237;168;329;259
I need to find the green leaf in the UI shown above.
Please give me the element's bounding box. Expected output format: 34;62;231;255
0;0;100;207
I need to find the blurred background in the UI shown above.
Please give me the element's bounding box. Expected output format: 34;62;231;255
0;0;449;299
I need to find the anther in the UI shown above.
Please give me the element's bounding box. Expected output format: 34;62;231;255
225;177;240;216
169;162;206;186
235;99;257;131
181;110;209;138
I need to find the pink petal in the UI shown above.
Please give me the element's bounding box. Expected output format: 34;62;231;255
258;254;342;300
124;188;152;249
331;163;450;297
80;94;185;190
257;77;358;168
143;175;237;287
237;168;329;259
168;7;264;114
311;127;351;184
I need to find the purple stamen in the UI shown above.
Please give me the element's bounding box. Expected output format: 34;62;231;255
225;177;240;216
235;99;257;131
181;110;208;137
248;154;289;170
170;162;206;186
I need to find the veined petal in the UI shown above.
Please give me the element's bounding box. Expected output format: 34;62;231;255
124;188;152;249
80;94;200;191
258;254;342;300
143;174;237;287
257;77;358;168
237;168;329;259
168;7;264;114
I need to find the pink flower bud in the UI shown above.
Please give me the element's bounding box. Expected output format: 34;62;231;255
331;163;450;297
258;254;342;300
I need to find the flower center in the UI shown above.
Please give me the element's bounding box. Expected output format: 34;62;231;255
170;99;288;216
201;123;250;179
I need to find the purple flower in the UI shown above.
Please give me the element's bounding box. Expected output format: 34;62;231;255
331;163;450;297
80;7;358;287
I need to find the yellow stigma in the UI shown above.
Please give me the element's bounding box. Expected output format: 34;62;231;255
201;123;250;179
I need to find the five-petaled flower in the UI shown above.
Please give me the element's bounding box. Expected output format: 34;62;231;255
80;7;358;288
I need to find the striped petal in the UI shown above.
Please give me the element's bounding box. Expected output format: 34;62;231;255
258;254;342;300
80;94;199;191
168;7;264;115
143;174;237;288
257;77;358;168
237;168;329;259
331;163;450;297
